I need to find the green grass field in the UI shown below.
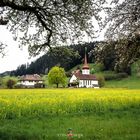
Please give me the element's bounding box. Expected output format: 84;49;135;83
0;88;140;140
105;76;140;89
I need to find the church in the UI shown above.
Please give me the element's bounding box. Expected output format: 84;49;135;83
69;51;99;88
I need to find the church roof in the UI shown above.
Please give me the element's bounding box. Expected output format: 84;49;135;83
74;72;97;80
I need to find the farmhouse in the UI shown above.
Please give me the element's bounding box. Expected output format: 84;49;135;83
18;74;44;88
69;52;99;88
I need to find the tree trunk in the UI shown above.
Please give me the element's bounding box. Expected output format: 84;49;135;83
56;83;59;88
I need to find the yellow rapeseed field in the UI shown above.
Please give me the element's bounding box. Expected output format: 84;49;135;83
0;88;140;119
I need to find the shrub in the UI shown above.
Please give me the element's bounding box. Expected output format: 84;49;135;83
104;73;118;81
90;68;96;74
131;60;140;76
90;63;104;74
104;73;128;81
96;75;105;87
6;79;16;89
15;84;23;89
94;63;105;73
117;73;128;79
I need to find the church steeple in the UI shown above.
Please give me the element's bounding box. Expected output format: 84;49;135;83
82;47;90;75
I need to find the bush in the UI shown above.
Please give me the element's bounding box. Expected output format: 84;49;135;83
1;76;18;88
104;72;128;81
93;63;105;73
131;60;140;76
90;68;96;74
117;73;128;79
96;75;105;87
104;73;117;81
90;63;104;74
6;79;16;89
15;84;23;89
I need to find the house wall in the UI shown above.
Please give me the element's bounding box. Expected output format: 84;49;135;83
20;80;43;86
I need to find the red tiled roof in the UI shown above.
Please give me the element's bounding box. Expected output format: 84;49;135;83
20;74;43;81
74;72;97;80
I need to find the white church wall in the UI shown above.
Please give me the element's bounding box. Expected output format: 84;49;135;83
82;69;90;75
69;75;77;83
79;80;99;88
79;80;83;87
91;80;98;85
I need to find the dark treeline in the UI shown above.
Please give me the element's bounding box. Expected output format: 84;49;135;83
10;42;97;76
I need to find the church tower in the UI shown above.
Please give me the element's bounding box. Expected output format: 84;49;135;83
82;48;90;75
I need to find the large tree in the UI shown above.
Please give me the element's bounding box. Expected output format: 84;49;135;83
94;34;140;74
0;0;105;56
48;66;67;88
105;0;140;39
101;0;140;74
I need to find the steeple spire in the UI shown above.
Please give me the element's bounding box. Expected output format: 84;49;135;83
82;47;90;76
84;47;88;65
82;47;89;69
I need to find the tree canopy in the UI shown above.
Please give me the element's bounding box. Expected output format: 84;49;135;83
0;0;105;56
105;0;140;39
94;34;140;74
48;66;67;88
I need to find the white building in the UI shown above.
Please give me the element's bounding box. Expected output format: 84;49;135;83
18;74;44;88
69;52;99;88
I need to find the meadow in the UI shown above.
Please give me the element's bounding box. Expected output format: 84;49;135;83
0;88;140;140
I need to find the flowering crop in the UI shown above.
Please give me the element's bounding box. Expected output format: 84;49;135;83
0;88;140;119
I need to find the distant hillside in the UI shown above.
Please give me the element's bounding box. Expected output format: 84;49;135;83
0;71;11;77
9;42;98;76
